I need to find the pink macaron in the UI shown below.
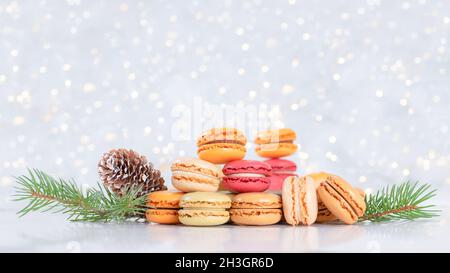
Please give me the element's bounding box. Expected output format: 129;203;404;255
264;159;297;190
222;160;272;193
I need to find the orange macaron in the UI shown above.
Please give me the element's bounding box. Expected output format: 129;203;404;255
317;175;366;225
230;192;282;226
254;128;298;158
197;128;247;164
146;191;184;224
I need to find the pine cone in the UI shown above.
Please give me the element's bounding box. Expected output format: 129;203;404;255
98;148;166;197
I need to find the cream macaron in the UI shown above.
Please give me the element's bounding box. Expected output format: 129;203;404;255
178;192;232;226
171;157;221;192
282;176;318;226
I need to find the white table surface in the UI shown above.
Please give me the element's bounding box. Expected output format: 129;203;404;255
1;190;449;253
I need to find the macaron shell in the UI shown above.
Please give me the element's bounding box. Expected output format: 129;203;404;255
146;209;180;224
180;192;232;209
231;192;282;209
264;158;297;171
255;143;298;158
178;209;230;226
298;176;318;225
325;176;366;217
318;184;358;224
198;145;246;164
230;209;282;225
268;173;297;191
222;160;272;176
222;176;270;193
147;191;184;208
354;187;366;198
254;128;297;144
282;176;302;225
308;172;332;189
282;176;317;226
171;157;220;178
316;211;338;223
172;172;220;192
196;128;247;147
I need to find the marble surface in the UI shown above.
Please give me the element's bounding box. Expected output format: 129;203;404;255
1;189;449;253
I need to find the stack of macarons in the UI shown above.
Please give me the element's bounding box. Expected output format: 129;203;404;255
254;128;299;191
145;127;367;226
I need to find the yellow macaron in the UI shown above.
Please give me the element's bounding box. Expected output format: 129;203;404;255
178;192;232;226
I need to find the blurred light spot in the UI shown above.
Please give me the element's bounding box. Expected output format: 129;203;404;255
375;89;384;98
13;116;25;125
62;64;71;71
105;133;117;142
1;177;12;187
83;83;95;93
130;90;139;99
241;43;250;51
329;136;337;144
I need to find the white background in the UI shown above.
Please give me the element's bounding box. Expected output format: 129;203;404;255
0;0;449;252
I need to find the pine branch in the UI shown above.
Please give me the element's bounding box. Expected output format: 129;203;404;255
13;169;147;222
360;181;440;222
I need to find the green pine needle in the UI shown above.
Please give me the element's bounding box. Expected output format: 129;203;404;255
360;181;440;222
13;169;147;222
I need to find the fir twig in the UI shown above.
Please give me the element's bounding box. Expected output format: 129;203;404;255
13;169;147;222
360;181;440;222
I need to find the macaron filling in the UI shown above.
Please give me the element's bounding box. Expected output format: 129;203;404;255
172;170;220;180
201;139;246;146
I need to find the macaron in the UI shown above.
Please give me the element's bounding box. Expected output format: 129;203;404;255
196;128;247;164
146;191;184;224
282;176;318;226
171;157;221;192
316;201;338;223
264;159;297;191
317;175;366;225
309;172;331;188
230;193;282;226
309;172;366;223
222;160;272;193
178;192;232;226
254;128;298;158
308;172;338;223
